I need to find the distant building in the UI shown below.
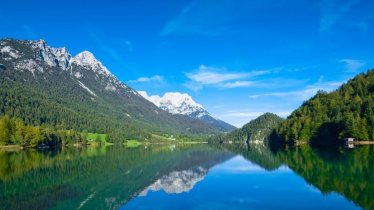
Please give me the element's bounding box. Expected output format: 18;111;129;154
344;138;355;144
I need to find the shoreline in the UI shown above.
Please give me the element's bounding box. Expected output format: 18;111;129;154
0;141;209;151
354;141;374;145
0;145;23;151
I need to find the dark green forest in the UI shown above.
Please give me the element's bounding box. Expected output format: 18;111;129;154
275;70;374;145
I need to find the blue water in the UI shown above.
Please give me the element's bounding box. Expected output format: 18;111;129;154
1;145;371;210
121;155;360;210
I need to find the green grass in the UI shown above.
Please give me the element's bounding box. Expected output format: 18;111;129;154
87;133;107;142
125;140;142;148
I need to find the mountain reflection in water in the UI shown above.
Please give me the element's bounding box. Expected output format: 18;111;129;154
0;143;372;210
139;166;208;195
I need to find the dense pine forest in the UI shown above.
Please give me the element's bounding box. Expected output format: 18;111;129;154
275;70;374;145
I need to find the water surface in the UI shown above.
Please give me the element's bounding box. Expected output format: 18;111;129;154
0;144;372;210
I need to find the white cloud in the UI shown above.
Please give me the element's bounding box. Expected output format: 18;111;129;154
184;65;271;90
220;111;291;119
183;81;203;91
138;91;161;106
186;65;247;84
339;59;365;72
220;81;255;88
249;80;343;101
215;110;292;128
128;75;164;83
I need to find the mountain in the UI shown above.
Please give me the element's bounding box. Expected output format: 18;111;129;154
228;113;283;142
210;113;283;143
138;91;236;132
238;113;284;141
0;38;222;141
274;70;374;146
139;166;207;195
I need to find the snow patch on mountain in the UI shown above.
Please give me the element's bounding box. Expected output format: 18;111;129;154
74;72;83;79
105;83;116;91
70;50;130;92
15;59;43;75
138;91;208;117
71;51;111;76
1;46;21;60
27;39;130;92
139;91;236;131
78;81;97;97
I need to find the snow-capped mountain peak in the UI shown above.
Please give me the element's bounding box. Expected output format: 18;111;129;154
2;39;127;93
138;91;209;117
138;91;236;131
71;51;128;92
30;39;111;75
71;51;111;76
162;92;203;108
160;92;207;117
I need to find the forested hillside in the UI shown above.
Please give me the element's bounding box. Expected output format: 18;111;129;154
275;70;374;145
0;38;221;144
211;113;283;143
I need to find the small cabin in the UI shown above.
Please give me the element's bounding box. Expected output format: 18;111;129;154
344;138;355;144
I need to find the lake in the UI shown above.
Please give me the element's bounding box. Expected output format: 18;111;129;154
0;143;372;210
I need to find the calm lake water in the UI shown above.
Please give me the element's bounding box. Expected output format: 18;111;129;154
0;143;372;210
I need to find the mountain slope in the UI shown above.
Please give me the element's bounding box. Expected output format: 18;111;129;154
0;38;221;140
210;113;283;143
138;91;236;132
228;113;284;142
239;113;284;141
274;70;374;145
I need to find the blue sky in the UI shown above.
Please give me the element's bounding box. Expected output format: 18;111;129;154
1;0;374;127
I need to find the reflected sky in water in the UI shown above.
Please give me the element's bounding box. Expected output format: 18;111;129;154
122;155;360;210
1;144;370;210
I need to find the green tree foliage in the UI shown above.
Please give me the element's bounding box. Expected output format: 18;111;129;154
276;146;374;210
0;115;12;145
0;115;88;147
275;70;374;144
211;113;283;143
